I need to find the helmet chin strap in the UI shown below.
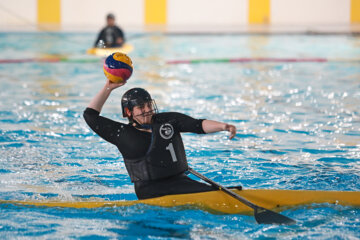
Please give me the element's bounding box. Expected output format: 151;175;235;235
129;116;152;130
133;120;152;130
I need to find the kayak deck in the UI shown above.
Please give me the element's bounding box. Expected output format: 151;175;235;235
1;189;359;214
86;44;134;56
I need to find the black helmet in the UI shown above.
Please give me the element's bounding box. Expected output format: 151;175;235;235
121;88;157;117
106;13;115;19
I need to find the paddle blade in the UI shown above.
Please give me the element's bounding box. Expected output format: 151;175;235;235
254;207;296;225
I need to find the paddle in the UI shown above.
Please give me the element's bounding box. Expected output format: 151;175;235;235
188;167;296;225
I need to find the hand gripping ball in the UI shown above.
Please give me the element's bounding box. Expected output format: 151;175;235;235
103;52;133;83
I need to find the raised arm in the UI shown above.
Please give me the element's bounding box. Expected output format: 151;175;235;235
202;120;237;139
88;79;126;112
84;79;127;144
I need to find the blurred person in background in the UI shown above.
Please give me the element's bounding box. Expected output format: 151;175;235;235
94;13;125;48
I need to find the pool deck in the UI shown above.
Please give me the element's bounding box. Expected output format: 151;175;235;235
144;24;360;35
1;24;360;35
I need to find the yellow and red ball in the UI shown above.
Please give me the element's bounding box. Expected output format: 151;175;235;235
103;52;133;83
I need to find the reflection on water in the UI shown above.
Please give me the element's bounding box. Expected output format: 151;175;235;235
0;33;359;238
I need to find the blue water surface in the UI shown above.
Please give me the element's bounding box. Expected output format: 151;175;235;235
0;32;360;239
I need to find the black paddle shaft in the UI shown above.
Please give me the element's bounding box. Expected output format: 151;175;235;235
188;168;296;225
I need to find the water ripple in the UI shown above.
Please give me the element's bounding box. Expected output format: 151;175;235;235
0;33;360;239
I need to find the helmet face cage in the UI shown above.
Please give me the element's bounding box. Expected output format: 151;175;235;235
131;99;158;118
121;88;158;118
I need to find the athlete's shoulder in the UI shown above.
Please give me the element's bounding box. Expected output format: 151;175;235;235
154;112;189;122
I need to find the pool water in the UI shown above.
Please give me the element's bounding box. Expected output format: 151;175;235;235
0;32;360;239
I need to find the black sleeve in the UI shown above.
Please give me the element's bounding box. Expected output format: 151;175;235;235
155;112;205;134
115;26;124;39
83;107;127;144
94;29;105;47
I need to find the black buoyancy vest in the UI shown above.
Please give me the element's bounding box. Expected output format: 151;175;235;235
123;122;189;182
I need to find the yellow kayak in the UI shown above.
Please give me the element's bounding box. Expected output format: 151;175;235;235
86;43;134;56
1;189;359;214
